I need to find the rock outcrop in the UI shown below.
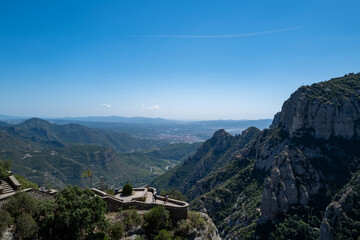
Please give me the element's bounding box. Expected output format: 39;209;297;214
319;172;360;240
258;73;360;221
272;73;360;140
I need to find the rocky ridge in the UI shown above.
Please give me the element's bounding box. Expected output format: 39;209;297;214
155;73;360;239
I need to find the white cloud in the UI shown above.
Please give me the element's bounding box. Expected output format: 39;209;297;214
142;104;160;110
101;104;111;109
137;27;300;39
148;105;160;110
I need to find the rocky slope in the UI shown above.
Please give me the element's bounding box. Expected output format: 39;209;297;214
154;72;360;239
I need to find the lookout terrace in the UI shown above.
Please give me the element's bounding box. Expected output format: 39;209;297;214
91;186;189;220
0;172;57;206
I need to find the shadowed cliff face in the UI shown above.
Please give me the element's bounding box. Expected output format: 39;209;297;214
272;73;360;140
257;73;360;235
155;73;360;239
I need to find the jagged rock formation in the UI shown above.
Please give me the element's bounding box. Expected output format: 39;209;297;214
272;73;360;140
258;73;360;223
154;72;360;239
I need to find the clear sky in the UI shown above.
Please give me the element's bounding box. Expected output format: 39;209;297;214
1;0;359;120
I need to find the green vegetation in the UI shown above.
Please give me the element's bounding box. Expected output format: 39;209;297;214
305;73;360;103
3;192;37;219
0;209;12;235
143;206;170;236
82;169;94;188
160;188;187;201
122;181;133;195
3;185;109;240
108;222;124;240
14;174;38;189
105;189;114;195
49;186;107;238
118;209;142;231
329;169;360;240
154;229;172;240
16;212;37;239
0;159;11;182
0;119;202;189
152;127;260;193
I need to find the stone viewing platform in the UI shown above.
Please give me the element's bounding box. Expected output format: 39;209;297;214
0;173;58;206
91;186;189;220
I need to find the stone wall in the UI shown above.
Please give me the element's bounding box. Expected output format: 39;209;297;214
102;196;188;220
0;188;56;207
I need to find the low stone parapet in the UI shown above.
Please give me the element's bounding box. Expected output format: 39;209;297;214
91;187;189;220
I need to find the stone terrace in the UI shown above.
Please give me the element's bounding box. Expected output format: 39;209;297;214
91;187;189;220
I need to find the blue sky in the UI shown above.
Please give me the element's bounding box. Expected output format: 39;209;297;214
1;0;359;120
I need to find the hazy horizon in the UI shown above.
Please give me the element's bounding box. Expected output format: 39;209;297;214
0;113;273;122
1;1;359;120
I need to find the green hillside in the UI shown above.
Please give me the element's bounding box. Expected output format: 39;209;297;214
0;119;201;189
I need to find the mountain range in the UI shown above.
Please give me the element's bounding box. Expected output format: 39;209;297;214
0;118;200;188
153;73;360;240
0;115;272;143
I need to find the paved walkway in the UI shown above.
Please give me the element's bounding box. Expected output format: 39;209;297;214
145;192;181;207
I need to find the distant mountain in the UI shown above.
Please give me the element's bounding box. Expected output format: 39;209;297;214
1;118;163;152
55;116;180;125
152;127;260;193
153;73;360;239
51;118;272;143
0;118;201;189
0;114;28;120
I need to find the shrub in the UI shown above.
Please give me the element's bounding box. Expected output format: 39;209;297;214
120;210;142;231
15;175;38;190
35;186;108;239
34;200;57;239
105;189;114;196
16;212;37;239
122;181;133;196
3;192;37;219
144;206;170;236
134;236;145;240
0;160;11;183
272;218;319;240
160;188;187;201
88;232;109;240
188;211;205;229
154;229;172;240
174;220;191;238
108;222;124;240
0;209;13;235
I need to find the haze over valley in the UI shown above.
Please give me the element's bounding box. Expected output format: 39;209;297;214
1;1;359;239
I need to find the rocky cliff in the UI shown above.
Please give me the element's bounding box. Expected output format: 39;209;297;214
155;72;360;239
272;73;360;140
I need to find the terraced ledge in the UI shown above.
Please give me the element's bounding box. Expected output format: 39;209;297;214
91;187;189;220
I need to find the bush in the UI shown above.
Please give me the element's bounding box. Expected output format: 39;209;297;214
35;186;108;239
0;209;13;235
88;232;109;240
0;160;11;183
15;175;38;190
16;212;37;239
108;222;124;240
105;189;114;196
272;218;319;240
174;220;191;238
144;206;170;236
134;236;145;240
154;229;172;240
160;188;187;201
3;192;37;219
120;210;142;231
34;200;57;239
122;181;133;196
188;211;205;229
